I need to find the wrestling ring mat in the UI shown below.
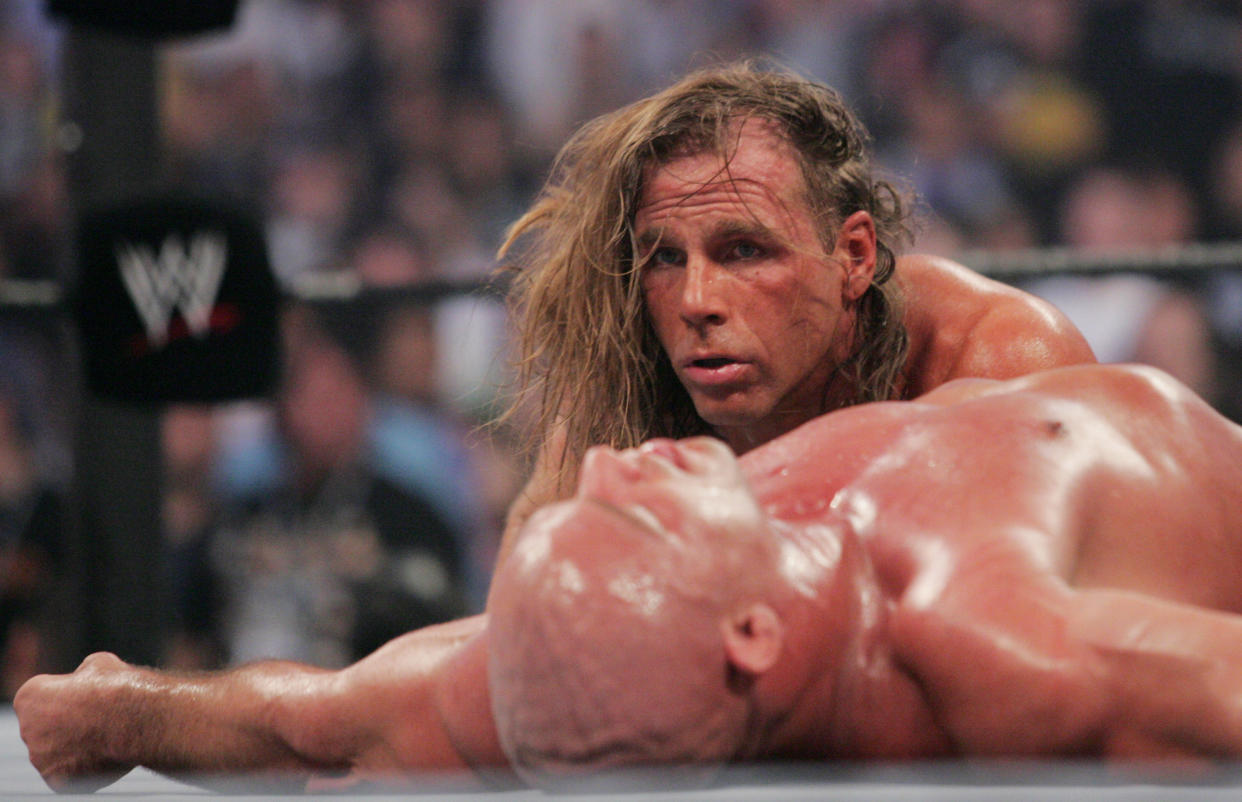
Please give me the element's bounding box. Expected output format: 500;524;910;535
2;708;1241;801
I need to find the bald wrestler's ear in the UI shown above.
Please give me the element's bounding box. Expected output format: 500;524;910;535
721;603;784;676
833;211;876;301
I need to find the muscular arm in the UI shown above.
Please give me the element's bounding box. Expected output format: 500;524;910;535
15;615;510;792
1067;589;1242;761
890;550;1242;763
16;652;342;792
887;551;1111;757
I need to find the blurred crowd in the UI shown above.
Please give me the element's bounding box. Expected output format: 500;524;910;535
1;0;1242;692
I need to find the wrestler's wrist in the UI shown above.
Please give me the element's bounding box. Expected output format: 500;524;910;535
94;664;157;768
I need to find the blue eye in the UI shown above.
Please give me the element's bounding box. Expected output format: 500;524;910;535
730;241;762;259
647;247;683;267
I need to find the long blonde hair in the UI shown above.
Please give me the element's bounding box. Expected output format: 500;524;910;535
500;61;911;484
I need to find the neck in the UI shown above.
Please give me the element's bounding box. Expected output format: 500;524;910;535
751;522;949;760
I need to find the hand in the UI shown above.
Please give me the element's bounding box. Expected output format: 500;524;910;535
15;652;136;792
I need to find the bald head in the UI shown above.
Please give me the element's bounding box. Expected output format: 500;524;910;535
487;438;794;785
487;504;745;784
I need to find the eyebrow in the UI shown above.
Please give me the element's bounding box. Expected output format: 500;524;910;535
635;219;777;251
711;219;776;242
635;229;667;251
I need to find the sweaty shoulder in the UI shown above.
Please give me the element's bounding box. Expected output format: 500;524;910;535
898;254;1096;397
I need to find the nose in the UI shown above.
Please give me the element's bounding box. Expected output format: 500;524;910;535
578;445;639;499
679;258;728;329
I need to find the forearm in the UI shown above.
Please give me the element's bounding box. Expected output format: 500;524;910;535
112;661;342;782
18;617;503;792
14;652;346;792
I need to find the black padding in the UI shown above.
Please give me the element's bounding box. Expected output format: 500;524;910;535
72;196;279;404
46;0;239;39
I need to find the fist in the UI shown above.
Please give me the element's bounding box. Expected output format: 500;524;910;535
14;652;135;792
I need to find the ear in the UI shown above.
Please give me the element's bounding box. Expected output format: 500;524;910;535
832;210;877;302
721;603;784;677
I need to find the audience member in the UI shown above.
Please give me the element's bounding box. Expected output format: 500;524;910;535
210;313;470;666
1023;165;1217;402
158;405;225;669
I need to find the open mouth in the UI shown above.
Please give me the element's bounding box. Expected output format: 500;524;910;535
682;356;748;388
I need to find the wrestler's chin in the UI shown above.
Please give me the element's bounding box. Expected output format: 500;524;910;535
689;401;784;454
687;388;775;432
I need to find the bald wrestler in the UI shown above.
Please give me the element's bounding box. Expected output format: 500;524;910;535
16;364;1242;791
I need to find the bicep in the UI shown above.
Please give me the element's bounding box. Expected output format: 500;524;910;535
319;617;502;778
1067;589;1242;758
890;563;1107;755
433;628;511;775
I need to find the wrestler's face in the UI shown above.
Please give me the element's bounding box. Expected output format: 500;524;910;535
635;119;875;452
573;436;765;546
494;437;760;781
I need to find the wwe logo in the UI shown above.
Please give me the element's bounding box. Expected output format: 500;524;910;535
115;232;228;347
